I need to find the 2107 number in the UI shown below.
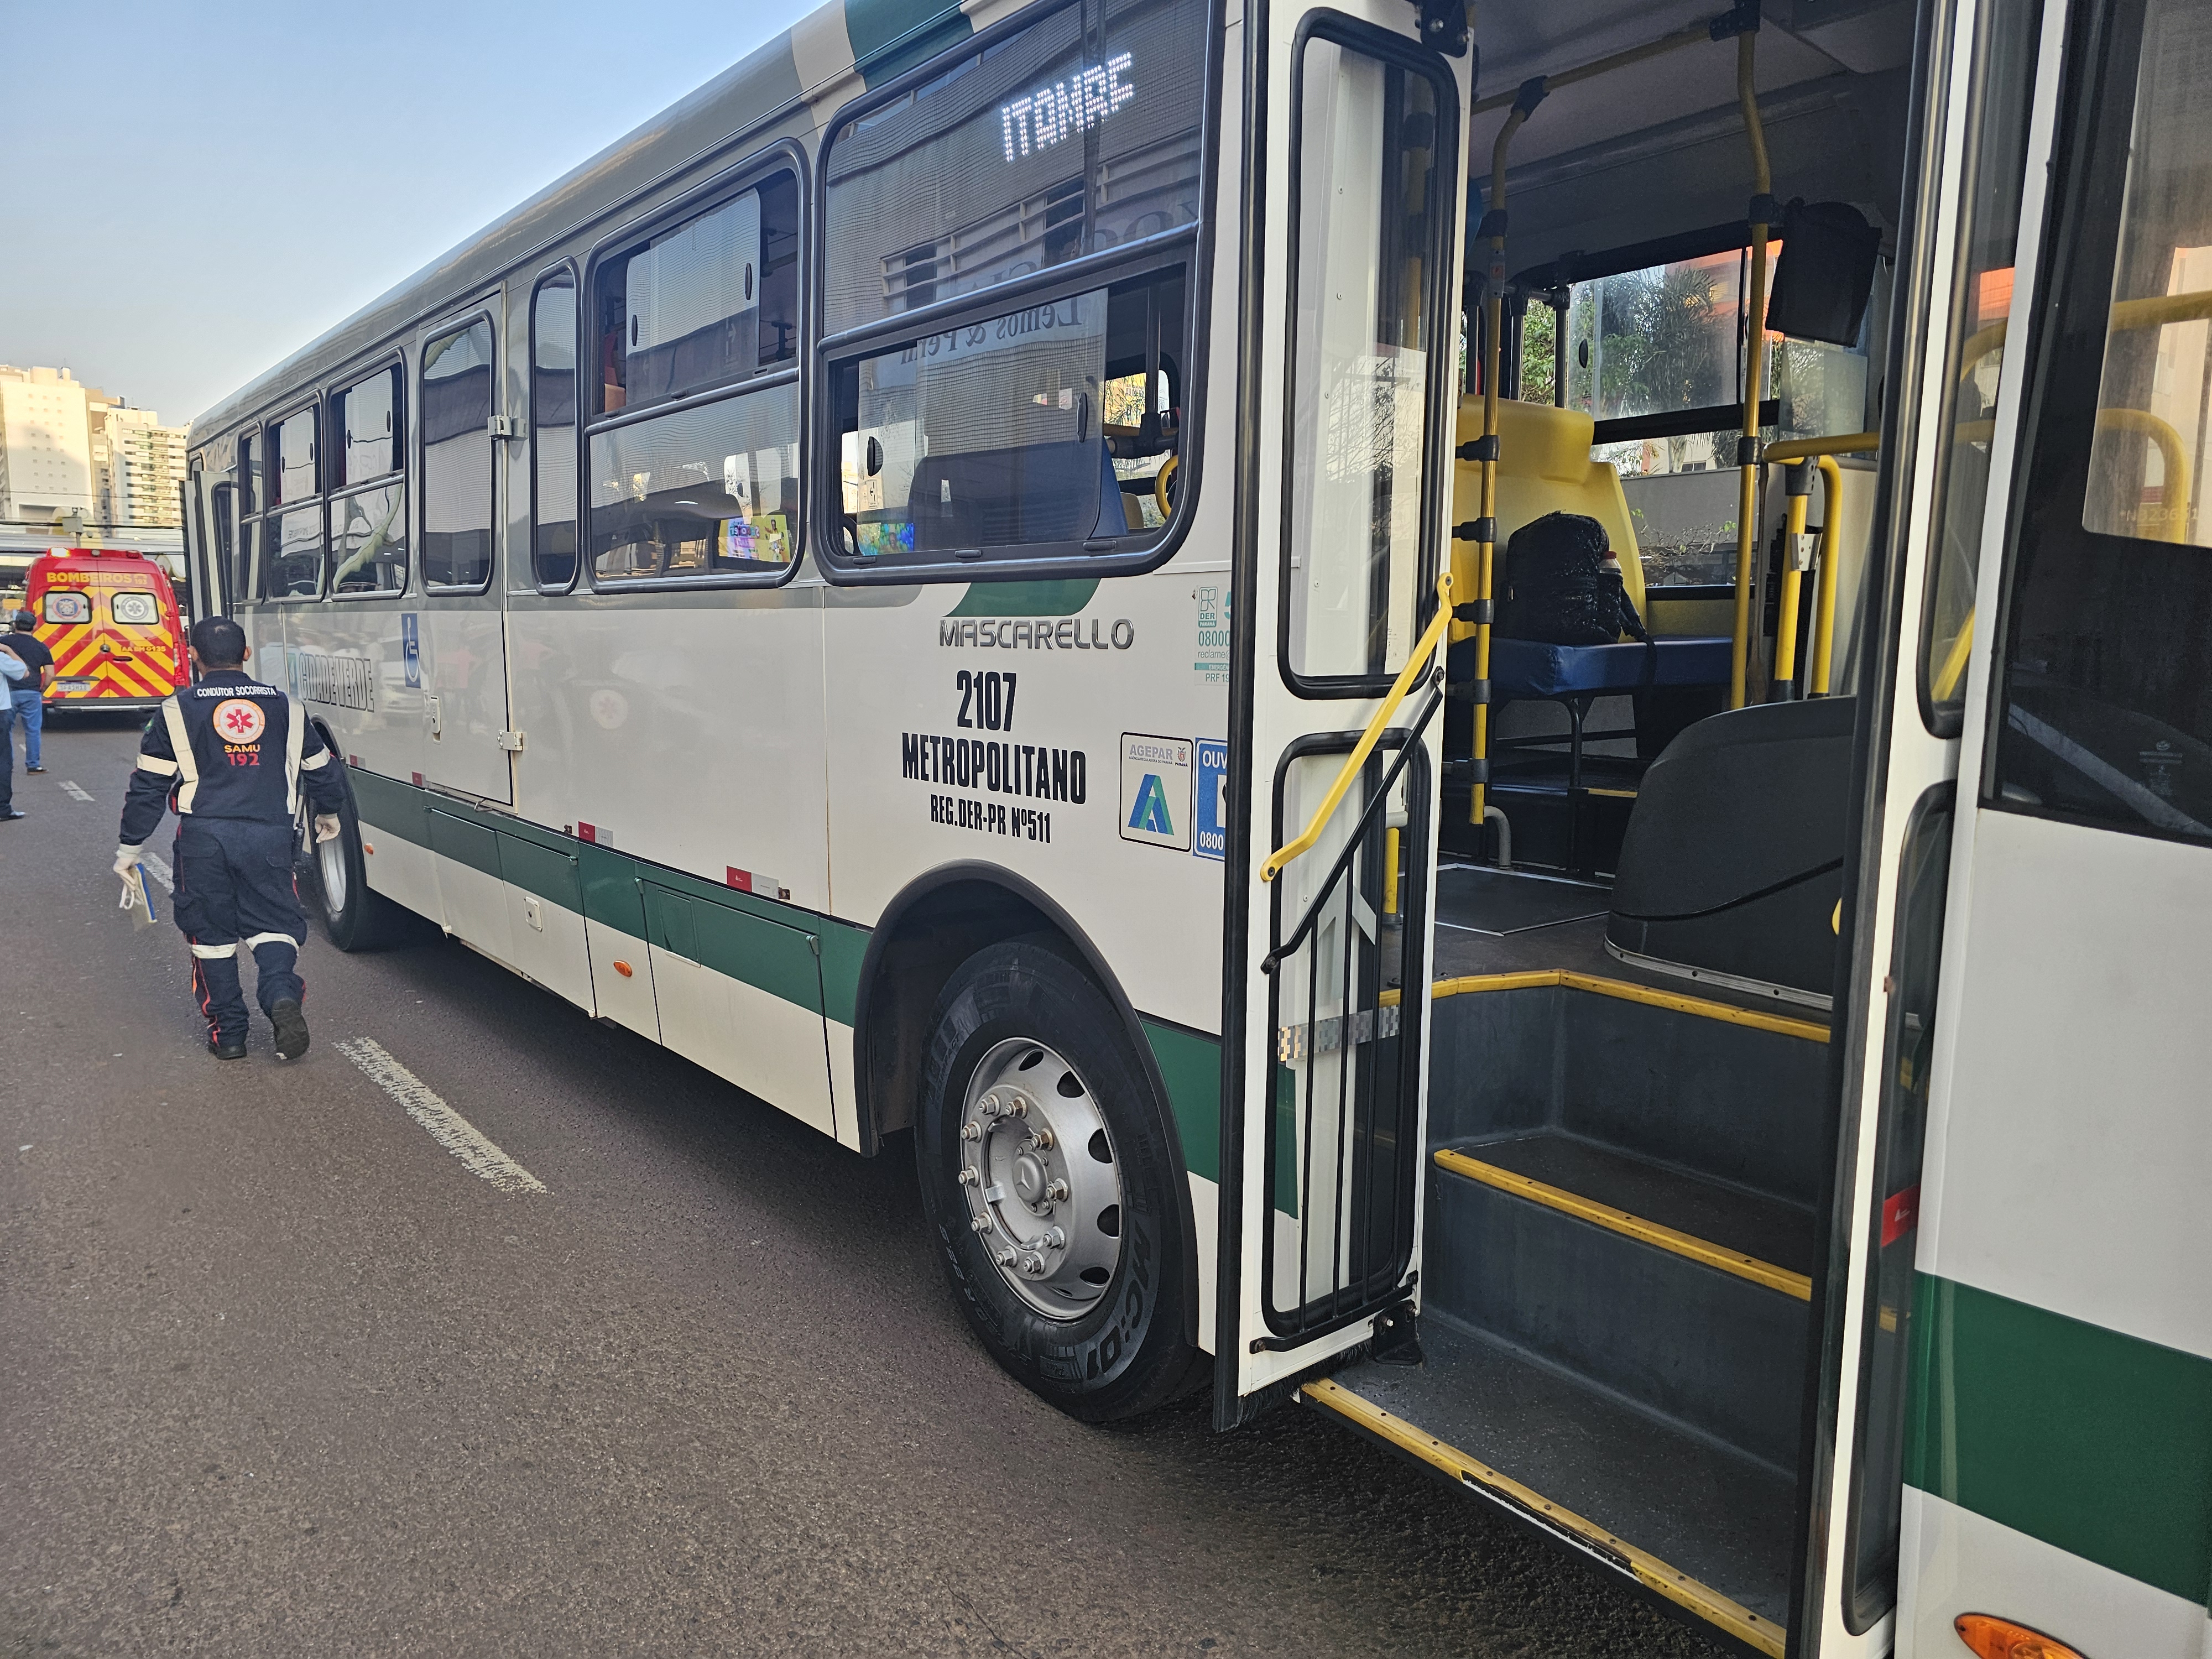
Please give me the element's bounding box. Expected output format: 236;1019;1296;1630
956;670;1018;732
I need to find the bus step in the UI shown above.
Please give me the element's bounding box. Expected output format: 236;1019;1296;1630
1426;1136;1813;1471
1306;1323;1790;1655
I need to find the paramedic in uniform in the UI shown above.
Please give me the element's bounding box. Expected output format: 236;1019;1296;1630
114;617;347;1060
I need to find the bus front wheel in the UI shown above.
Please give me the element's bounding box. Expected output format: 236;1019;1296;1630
917;941;1201;1422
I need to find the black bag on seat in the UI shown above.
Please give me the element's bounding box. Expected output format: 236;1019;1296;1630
1497;511;1650;645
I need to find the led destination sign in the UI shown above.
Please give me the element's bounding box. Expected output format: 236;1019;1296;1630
1000;52;1136;161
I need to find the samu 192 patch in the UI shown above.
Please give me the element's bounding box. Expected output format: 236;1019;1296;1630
212;698;267;744
1119;733;1192;851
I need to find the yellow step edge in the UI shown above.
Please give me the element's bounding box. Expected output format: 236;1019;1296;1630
1301;1376;1786;1658
1434;1147;1813;1301
1427;968;1830;1044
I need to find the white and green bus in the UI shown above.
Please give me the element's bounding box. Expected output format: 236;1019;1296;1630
178;0;2210;1648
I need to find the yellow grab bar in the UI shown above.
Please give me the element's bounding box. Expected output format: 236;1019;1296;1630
1763;431;1879;462
1811;455;1845;694
1958;286;2212;379
1262;572;1454;884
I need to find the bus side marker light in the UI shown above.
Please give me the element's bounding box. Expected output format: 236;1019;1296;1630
363;842;375;855
1955;1614;2087;1659
613;961;634;978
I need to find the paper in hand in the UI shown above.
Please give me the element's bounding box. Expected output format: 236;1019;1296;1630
119;865;159;930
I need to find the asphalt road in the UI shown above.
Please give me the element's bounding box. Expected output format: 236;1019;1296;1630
1;714;1718;1659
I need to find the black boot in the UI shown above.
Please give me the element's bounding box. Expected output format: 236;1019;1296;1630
270;999;310;1061
208;1031;248;1060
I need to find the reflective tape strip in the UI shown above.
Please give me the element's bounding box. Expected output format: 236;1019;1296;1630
159;696;197;813
284;696;306;817
298;747;330;771
243;931;302;950
135;753;180;777
189;941;238;959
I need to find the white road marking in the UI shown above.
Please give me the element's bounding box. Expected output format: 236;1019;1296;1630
335;1038;547;1194
59;780;93;802
143;852;174;892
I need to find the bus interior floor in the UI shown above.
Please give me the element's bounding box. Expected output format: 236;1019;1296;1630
1320;1319;1797;1629
1427;864;1832;1026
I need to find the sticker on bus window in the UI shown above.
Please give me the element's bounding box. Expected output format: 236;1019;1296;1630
1120;733;1192;851
855;520;915;560
721;513;791;565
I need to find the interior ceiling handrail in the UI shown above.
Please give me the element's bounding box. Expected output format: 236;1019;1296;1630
1262;572;1454;884
1468;7;1750;119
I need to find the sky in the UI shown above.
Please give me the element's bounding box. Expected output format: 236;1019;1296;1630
0;0;818;430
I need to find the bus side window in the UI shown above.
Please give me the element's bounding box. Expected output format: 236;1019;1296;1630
1992;0;2212;842
582;169;801;586
531;276;578;589
422;319;495;591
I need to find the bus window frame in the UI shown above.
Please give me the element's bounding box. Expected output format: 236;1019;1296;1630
1275;9;1459;700
264;397;326;604
528;260;582;596
577;142;810;593
330;356;407;493
326;351;412;603
809;0;1226;587
418;302;502;598
1980;0;2211;849
231;429;262;606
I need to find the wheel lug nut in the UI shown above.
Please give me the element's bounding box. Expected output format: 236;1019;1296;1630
971;1215;993;1233
1040;1227;1066;1251
1031;1128;1054;1149
1019;1253;1046;1275
957;1166;978;1186
1045;1179;1069;1202
960;1123;981;1141
995;1250;1016;1267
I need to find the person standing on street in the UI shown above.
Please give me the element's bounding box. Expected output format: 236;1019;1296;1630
2;612;56;773
115;617;347;1060
0;642;24;821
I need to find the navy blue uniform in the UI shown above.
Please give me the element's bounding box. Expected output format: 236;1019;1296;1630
119;670;347;1046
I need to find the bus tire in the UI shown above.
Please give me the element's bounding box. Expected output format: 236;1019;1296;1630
916;940;1201;1422
301;768;411;952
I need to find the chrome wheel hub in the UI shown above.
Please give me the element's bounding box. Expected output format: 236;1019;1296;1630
958;1036;1121;1319
316;822;349;915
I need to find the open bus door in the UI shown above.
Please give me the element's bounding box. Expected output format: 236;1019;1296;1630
179;472;229;623
1806;0;2212;1650
1215;0;1471;1415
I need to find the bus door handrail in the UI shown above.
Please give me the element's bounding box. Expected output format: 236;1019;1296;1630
1262;679;1445;978
1764;432;1877;697
1261;572;1454;886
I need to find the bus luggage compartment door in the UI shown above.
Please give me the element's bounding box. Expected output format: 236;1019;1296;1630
641;883;836;1139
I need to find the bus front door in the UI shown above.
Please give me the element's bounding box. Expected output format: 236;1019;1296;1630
1217;0;1469;1414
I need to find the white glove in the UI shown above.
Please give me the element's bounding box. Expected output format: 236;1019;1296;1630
313;814;342;844
114;844;143;880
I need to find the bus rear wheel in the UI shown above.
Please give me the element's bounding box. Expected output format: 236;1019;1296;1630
299;767;411;952
917;941;1200;1422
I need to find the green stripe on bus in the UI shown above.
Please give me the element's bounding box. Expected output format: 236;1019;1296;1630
1904;1271;2212;1603
946;580;1102;618
845;0;972;86
1141;1018;1218;1185
348;767;428;846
